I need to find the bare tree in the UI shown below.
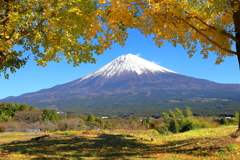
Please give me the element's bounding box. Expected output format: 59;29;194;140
14;110;42;123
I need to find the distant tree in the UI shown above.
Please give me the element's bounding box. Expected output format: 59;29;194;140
162;112;170;121
169;120;180;133
0;103;11;122
175;108;184;118
235;111;240;127
66;112;77;119
58;118;85;131
86;113;95;123
142;116;151;129
161;107;218;133
0;126;6;132
19;103;29;111
40;120;58;132
14;110;42;123
29;106;37;111
0;113;11;122
185;106;193;117
103;119;114;129
5;102;16;116
95;117;104;128
169;109;176;118
220;117;229;125
149;119;165;131
42;109;61;122
14;103;21;111
0;102;6;114
128;119;139;131
78;114;86;121
0;103;39;122
0;121;18;132
235;111;239;119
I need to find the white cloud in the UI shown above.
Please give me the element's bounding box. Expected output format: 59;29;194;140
136;53;141;57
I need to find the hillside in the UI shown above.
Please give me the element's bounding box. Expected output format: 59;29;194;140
1;54;240;116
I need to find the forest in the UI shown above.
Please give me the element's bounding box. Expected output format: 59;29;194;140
27;89;240;118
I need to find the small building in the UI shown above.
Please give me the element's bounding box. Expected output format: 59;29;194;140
26;129;40;135
102;116;108;119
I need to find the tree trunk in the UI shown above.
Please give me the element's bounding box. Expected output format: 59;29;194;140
229;1;240;138
233;6;240;69
233;2;240;131
239;115;240;130
0;50;8;69
231;0;240;64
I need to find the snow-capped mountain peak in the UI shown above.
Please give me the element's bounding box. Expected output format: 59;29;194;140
2;53;240;109
81;54;176;81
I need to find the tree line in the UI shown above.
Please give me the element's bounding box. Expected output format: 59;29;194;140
0;102;239;134
0;102;143;132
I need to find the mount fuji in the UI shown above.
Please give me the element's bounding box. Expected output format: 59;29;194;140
1;54;240;115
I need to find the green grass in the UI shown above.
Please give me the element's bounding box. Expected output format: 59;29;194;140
0;132;33;143
0;126;240;159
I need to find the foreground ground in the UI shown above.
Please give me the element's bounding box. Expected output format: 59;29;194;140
0;126;240;160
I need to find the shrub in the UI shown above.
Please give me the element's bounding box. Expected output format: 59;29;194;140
178;117;216;132
220;117;229;125
169;120;180;133
14;110;42;123
228;117;239;125
157;126;170;135
180;118;195;132
57;118;85;131
162;107;219;134
0;126;6;132
196;117;219;128
149;119;165;130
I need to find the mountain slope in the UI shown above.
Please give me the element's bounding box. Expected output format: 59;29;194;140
1;54;240;108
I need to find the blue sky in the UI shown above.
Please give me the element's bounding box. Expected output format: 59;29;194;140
0;29;240;100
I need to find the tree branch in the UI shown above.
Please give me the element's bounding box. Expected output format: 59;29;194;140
175;16;239;56
15;18;46;44
19;6;32;15
0;50;8;69
184;11;240;45
0;0;3;10
0;16;9;23
16;5;64;42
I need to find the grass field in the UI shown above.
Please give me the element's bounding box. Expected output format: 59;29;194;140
0;126;240;160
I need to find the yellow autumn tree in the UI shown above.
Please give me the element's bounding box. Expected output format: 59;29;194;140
0;0;97;78
0;0;124;78
96;0;239;63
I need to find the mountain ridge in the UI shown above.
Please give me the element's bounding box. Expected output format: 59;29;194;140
1;54;240;115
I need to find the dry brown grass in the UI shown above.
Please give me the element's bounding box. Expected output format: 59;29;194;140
0;126;239;159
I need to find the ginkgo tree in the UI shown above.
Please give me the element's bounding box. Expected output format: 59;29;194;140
0;0;125;78
96;0;240;63
0;0;97;78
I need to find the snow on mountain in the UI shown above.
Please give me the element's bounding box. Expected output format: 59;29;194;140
80;54;176;81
